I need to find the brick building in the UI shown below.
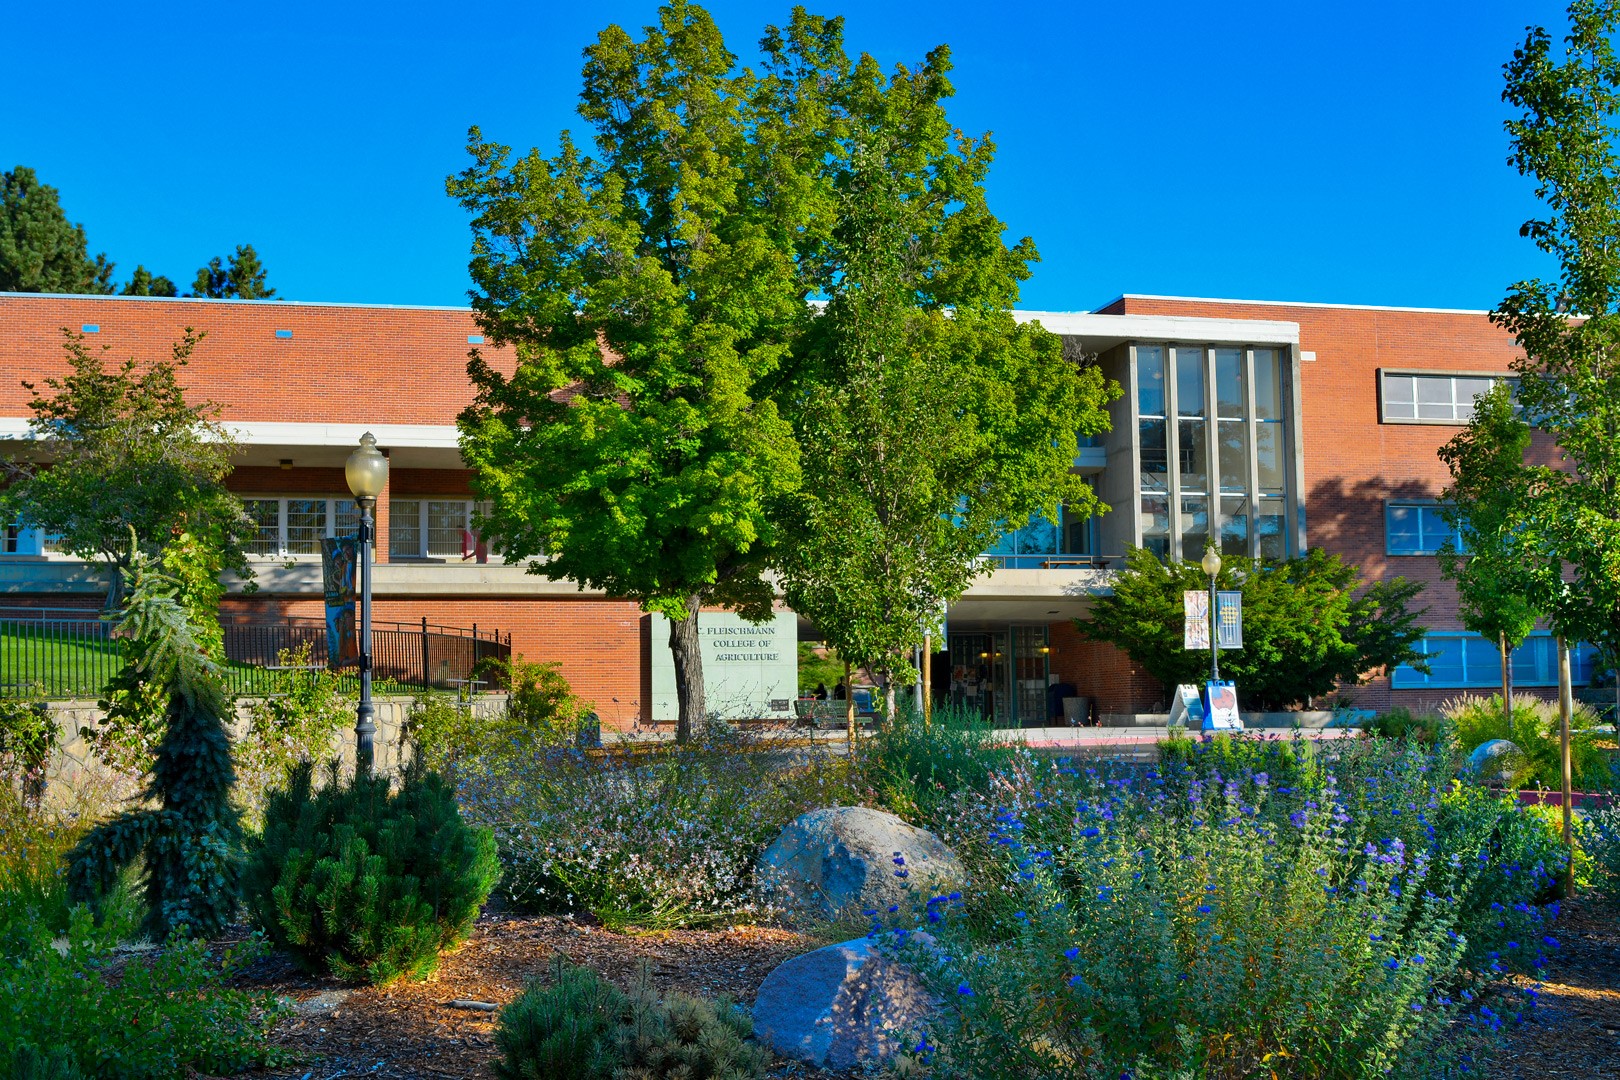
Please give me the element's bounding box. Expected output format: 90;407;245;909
0;291;1598;726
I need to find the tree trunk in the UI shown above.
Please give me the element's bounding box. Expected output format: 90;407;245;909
1500;631;1512;729
103;558;129;614
668;596;705;744
1559;637;1575;896
922;631;932;730
844;659;855;746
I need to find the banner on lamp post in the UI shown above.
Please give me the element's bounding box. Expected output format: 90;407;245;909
320;536;359;667
1184;590;1210;650
1216;590;1244;649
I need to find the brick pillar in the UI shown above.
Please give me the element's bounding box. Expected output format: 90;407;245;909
374;461;391;564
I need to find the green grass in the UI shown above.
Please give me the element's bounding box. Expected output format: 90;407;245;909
1;626;421;701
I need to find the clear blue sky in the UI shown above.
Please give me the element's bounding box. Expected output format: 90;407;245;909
3;0;1570;311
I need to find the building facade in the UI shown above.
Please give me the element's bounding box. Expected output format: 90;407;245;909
0;291;1590;727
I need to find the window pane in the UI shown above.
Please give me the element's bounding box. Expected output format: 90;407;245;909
1416;375;1454;419
1426;637;1466;683
1142;495;1170;561
1174;346;1205;417
1256;497;1285;560
1178;418;1207;493
1015;514;1060;555
285;499;326;555
1220;496;1249;557
1420;506;1453;553
1218;420;1246;492
1465;636;1501;683
1062;505;1094;555
1180;496;1209;561
1137;346;1165;417
390;499;421;558
1254;349;1282;420
1382;372;1415;405
1387;505;1420;553
1140;419;1167;491
1256;422;1284;494
986;524;1019;557
1454;378;1494;417
1512;636;1557;685
243;499;280;556
1215;348;1245;418
334;498;360;538
427;501;469;557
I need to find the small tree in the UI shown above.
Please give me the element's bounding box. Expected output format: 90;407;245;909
1438;383;1561;724
190;243;275;299
67;540;244;939
121;265;178;297
1;328;249;610
1076;547;1427;711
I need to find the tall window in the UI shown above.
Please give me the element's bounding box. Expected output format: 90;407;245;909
1136;342;1291;562
1380;372;1506;423
1386;502;1463;555
389;499;484;560
985;502;1097;568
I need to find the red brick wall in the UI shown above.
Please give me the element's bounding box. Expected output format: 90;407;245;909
1048;620;1166;714
0;294;514;424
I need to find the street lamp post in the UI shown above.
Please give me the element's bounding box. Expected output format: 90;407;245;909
345;432;389;776
1200;547;1222;684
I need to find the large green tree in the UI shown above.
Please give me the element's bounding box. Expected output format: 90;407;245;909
1438;383;1561;717
765;15;1118;714
1076;547;1427;712
1495;0;1620;693
449;3;811;740
0;166;115;294
191;243;275;299
1;329;250;608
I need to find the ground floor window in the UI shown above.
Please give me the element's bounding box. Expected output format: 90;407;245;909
1392;632;1602;689
241;496;360;557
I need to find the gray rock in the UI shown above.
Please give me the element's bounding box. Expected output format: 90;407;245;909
757;806;965;923
1469;739;1521;786
752;935;938;1069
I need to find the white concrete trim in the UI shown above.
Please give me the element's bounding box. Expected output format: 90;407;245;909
225;421;463;449
1014;309;1300;346
1098;292;1495;317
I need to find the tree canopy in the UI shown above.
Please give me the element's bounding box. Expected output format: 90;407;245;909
0;165;115;294
1494;0;1620;679
450;2;810;739
1076;547;1428;711
0;329;249;608
190;243;276;299
767;14;1118;703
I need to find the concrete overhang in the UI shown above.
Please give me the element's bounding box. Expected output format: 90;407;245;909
1014;310;1300;352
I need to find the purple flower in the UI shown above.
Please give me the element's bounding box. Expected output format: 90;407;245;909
1197;905;1212;914
1064;946;1080;960
957;983;974;996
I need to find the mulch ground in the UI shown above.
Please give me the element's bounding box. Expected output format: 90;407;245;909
1491;893;1620;1079
225;907;847;1080
220;896;1620;1079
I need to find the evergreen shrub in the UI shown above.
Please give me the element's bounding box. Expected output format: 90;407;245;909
244;762;498;984
493;955;766;1080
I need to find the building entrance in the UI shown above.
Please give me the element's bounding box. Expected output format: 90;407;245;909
947;625;1050;727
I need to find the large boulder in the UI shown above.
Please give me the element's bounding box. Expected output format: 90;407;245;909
752;934;938;1069
757;806;964;923
1469;739;1521;786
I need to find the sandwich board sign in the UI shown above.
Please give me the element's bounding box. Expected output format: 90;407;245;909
1169;684;1205;728
1203;681;1243;731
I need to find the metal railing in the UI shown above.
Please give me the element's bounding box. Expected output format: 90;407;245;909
0;607;511;700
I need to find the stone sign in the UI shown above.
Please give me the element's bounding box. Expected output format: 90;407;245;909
650;610;798;721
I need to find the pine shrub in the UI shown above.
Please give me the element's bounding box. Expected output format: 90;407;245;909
244;762;498;984
493;956;768;1080
494;954;626;1080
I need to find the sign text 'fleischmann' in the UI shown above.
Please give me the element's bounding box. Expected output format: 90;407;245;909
705;624;781;662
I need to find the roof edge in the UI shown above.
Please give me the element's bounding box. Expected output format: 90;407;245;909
1107;292;1496;317
0;291;475;313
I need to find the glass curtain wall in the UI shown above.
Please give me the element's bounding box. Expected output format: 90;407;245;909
1137;343;1291;562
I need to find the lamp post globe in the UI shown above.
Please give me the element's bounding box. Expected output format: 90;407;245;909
345;432;388;776
1200;546;1221;683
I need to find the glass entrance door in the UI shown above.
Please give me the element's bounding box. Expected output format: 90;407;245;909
948;626;1050;727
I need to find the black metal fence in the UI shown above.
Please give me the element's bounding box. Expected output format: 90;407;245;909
0;607;511;700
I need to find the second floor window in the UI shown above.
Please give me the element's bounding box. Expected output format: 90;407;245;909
1380;372;1505;423
1386;502;1464;555
389;499;485;560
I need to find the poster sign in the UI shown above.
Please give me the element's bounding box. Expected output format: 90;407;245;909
320;536;359;667
1169;683;1205;728
1203;681;1243;731
1216;590;1243;649
1183;590;1210;650
650;610;797;721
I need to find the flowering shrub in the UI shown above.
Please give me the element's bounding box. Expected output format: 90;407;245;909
903;734;1560;1078
235;643;352;829
1575;800;1620;897
457;725;858;928
857;704;1023;823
